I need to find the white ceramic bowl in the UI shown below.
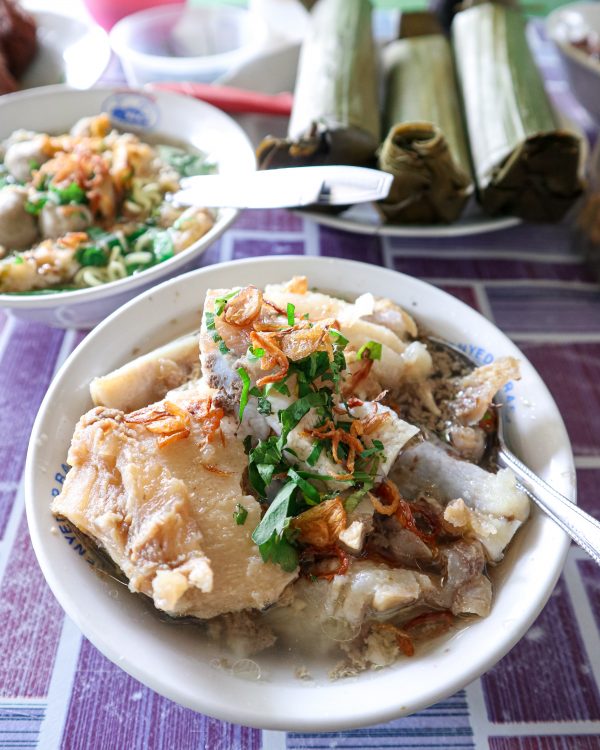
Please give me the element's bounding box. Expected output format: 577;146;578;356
21;10;111;89
110;4;269;86
0;85;255;328
25;256;573;731
547;2;600;123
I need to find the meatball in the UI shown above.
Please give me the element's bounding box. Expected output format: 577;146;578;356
40;203;92;239
70;114;111;138
0;186;38;249
170;207;214;252
4;136;50;182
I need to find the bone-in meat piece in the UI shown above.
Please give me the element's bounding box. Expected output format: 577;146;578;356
90;333;200;412
53;387;296;619
391;437;529;561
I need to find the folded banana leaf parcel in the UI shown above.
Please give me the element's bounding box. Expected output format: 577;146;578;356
377;13;473;224
256;0;380;171
452;2;584;222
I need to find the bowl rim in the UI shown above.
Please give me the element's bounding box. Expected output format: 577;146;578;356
25;256;574;731
0;84;255;309
547;1;600;75
109;3;269;68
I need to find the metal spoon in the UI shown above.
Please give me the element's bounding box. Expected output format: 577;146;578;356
428;337;600;566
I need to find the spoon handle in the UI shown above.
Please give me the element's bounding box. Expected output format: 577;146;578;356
498;447;600;566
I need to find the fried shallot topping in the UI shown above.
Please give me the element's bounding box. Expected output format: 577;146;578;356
303;418;365;476
250;330;290;387
126;400;191;448
126;397;224;449
282;275;308;294
293;497;347;548
223;286;263;327
372;480;440;547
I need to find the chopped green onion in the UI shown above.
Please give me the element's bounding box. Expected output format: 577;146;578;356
233;503;248;525
24;196;48;215
49;182;87;205
356;340;383;361
205;311;230;354
151;230;174;263
287;302;295;326
329;329;349;348
237;366;251;421
247;345;265;362
157;145;216;178
76;246;109;268
214;289;240;316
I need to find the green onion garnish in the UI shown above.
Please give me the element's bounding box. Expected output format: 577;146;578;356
356;340;382;361
238;366;251;421
287;303;295;326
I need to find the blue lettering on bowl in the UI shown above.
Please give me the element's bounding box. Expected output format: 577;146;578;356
101;92;160;132
51;462;96;567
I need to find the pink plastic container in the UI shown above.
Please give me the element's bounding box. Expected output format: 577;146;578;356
82;0;184;30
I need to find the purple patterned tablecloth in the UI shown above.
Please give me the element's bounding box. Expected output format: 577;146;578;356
1;22;600;750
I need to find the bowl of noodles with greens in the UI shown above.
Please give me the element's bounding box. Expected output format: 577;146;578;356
0;85;255;328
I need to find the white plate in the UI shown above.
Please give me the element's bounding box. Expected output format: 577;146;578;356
25;256;573;731
299;201;521;238
21;9;111;89
299;108;588;239
0;86;255;328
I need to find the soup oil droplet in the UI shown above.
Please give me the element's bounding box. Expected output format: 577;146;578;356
231;658;261;681
320;617;361;643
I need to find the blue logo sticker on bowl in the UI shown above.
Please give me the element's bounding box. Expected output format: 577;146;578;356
102;91;160;131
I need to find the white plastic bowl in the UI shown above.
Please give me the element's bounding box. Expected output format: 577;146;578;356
110;4;269;86
0;85;255;328
21;10;111;89
25;256;574;731
547;2;600;123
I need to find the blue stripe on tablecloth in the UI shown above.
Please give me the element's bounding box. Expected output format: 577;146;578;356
287;692;474;749
0;702;45;749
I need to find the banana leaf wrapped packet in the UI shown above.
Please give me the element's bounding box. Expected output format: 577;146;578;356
452;1;584;222
377;13;473;223
256;0;380;171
